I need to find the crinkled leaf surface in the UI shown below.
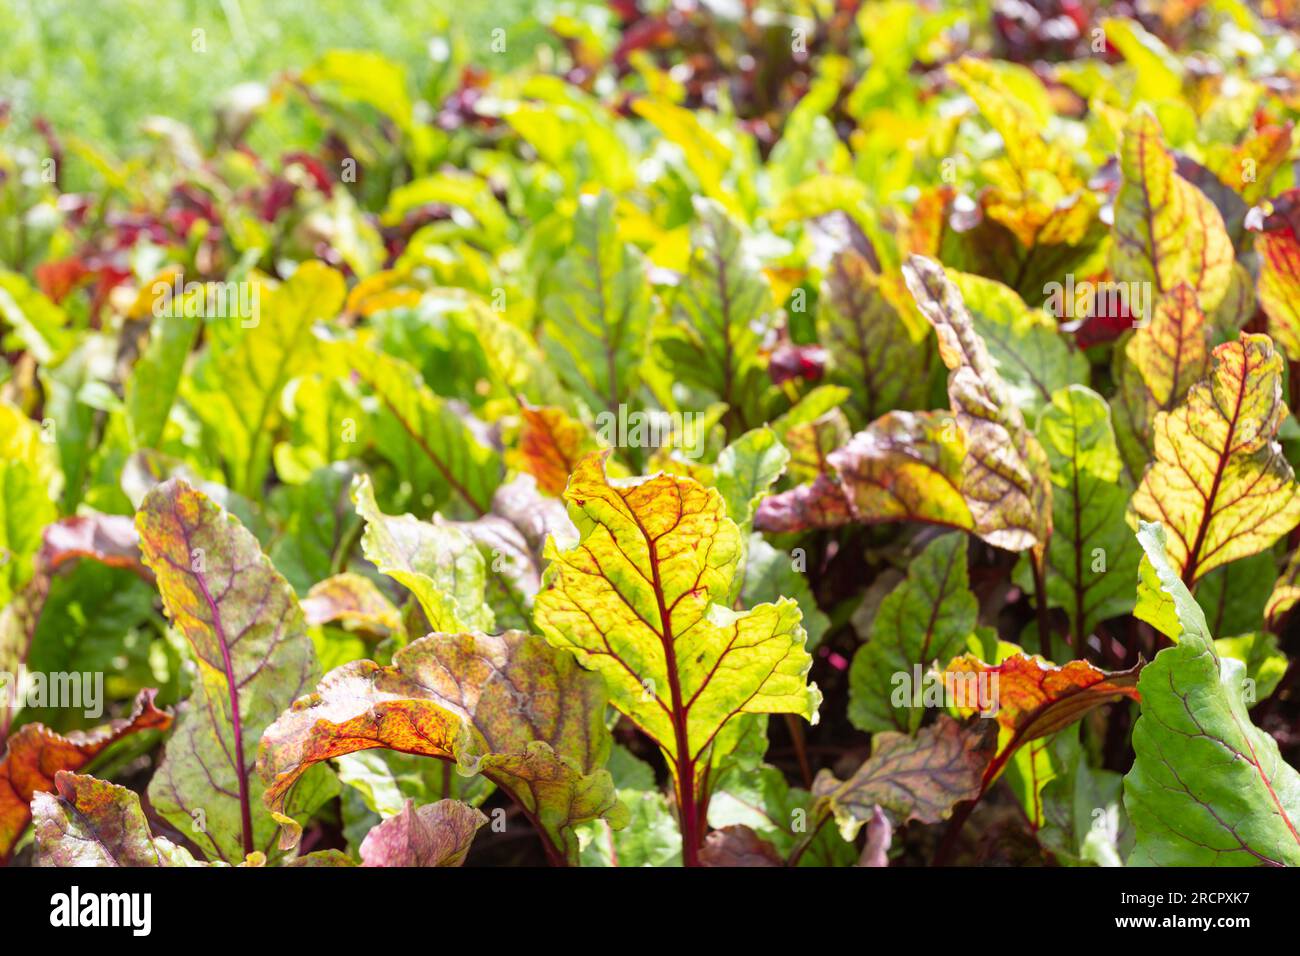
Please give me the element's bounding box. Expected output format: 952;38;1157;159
136;479;321;862
259;630;622;865
903;255;1052;552
755;410;970;534
33;772;203;867
946;653;1141;749
952;271;1087;420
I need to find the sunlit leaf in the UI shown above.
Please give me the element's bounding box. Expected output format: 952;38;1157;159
1128;334;1300;586
533;453;819;859
352;474;493;634
541;191;652;416
1109;110;1232;314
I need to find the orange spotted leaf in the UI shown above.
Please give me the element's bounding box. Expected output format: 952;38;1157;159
0;691;171;860
258;630;623;865
507;401;595;496
945;654;1141;747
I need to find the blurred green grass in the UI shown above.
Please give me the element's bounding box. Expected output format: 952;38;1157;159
1;0;576;154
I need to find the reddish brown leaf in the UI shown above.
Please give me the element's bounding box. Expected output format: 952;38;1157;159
945;653;1141;748
0;690;171;860
698;825;784;867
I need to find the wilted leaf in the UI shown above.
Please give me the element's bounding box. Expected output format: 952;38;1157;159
759;398;973;531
